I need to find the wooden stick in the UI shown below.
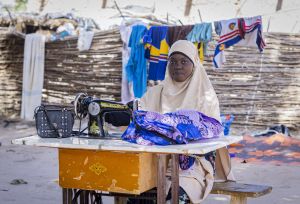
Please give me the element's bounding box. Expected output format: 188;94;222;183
157;154;167;204
114;1;125;20
198;9;203;22
171;154;179;204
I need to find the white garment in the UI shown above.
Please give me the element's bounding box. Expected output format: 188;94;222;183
213;15;265;68
77;29;94;51
21;34;46;120
166;157;214;204
120;21;134;103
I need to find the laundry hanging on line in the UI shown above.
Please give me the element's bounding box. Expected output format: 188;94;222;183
125;24;148;98
143;26;169;81
120;15;266;98
213;15;266;68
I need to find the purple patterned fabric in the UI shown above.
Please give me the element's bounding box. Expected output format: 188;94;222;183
122;110;223;170
122;110;223;144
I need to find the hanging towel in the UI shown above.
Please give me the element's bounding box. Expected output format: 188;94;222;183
186;22;212;43
187;23;212;60
213;15;266;68
21;33;46;120
167;25;194;47
126;25;147;98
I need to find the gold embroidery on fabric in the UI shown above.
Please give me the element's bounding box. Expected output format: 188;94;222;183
89;163;107;175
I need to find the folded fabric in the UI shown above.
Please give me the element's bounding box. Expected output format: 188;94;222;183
122;109;223;145
122;110;223;170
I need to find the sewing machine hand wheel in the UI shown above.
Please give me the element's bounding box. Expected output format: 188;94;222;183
74;93;88;119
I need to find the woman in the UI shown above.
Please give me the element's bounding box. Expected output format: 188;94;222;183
139;40;235;203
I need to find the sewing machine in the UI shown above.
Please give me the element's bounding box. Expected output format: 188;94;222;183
73;93;137;138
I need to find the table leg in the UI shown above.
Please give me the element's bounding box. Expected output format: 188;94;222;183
80;190;84;204
230;195;247;204
67;188;73;204
62;188;67;204
171;154;179;204
157;154;167;204
114;196;127;204
84;191;90;204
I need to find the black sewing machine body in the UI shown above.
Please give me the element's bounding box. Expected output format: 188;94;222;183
74;93;135;138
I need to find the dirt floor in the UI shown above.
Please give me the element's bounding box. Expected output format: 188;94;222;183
0;118;299;204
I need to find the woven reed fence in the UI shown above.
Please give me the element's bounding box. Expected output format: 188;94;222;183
0;27;300;130
205;33;300;130
0;28;24;117
43;28;122;104
0;28;122;117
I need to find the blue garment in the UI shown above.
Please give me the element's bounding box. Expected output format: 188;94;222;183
214;21;222;36
126;25;147;98
143;26;169;80
186;23;212;43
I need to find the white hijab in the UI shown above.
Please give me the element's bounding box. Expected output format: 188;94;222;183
140;40;221;122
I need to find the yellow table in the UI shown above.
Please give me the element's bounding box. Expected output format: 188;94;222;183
12;135;242;204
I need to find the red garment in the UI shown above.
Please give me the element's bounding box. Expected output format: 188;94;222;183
238;18;246;39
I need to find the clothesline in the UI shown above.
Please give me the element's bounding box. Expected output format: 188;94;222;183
120;15;266;102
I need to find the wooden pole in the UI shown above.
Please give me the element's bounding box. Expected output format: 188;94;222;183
167;12;169;23
184;0;193;16
4;7;16;26
114;1;125;19
171;154;179;204
157;154;167;204
276;0;283;11
198;9;202;22
267;17;271;32
39;0;47;12
291;21;298;33
102;0;107;8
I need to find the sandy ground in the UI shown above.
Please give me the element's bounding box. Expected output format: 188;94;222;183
0;119;299;204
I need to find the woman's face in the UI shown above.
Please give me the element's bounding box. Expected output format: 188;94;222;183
168;53;194;82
